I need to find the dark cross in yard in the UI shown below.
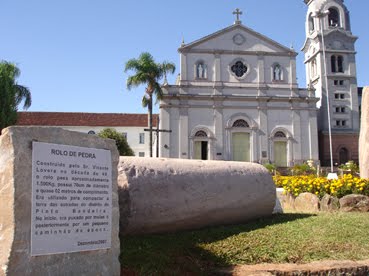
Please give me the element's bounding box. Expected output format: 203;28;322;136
144;117;171;157
233;8;243;24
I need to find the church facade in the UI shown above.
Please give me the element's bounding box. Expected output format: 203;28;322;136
159;10;320;166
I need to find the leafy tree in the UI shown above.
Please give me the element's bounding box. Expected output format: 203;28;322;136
124;52;175;157
98;128;134;156
0;61;31;132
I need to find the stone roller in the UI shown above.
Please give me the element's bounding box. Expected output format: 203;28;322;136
118;157;276;235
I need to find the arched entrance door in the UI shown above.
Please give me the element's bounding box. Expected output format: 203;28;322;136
194;130;208;160
273;131;287;167
339;147;349;165
232;133;250;161
231;119;250;162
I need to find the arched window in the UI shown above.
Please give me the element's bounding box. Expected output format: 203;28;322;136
196;62;207;79
308;13;315;32
328;8;340;27
232;119;249;128
337;56;343;72
273;64;282;81
339;147;349;165
331;56;336;72
331;55;344;73
274;131;286;138
195;130;208;137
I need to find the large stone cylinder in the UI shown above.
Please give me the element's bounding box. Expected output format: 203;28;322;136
118;157;276;235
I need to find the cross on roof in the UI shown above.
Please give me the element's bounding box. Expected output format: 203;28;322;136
233;8;242;24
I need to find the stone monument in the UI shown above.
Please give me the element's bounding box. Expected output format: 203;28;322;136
359;87;369;179
0;127;120;275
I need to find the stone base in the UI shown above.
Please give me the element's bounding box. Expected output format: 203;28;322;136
0;127;120;276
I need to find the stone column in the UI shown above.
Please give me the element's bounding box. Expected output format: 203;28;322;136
309;109;319;161
251;127;259;162
290;57;297;86
213;99;224;160
257;55;265;83
180;52;187;81
159;106;171;158
179;103;189;159
214;53;221;83
169;106;180;158
291;108;302;164
258;107;269;163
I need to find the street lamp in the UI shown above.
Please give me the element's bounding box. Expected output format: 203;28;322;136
312;10;338;179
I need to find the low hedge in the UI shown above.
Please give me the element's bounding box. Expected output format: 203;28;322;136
273;174;369;199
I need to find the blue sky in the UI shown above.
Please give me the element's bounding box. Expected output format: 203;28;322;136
2;0;368;114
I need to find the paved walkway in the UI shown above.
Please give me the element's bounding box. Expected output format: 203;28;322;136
219;259;369;275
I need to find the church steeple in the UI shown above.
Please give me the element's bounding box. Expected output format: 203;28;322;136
304;0;352;37
302;0;359;166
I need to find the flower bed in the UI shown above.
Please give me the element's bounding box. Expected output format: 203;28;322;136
273;174;369;198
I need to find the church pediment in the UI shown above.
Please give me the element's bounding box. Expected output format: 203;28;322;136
179;24;296;56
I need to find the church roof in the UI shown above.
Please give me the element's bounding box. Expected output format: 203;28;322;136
179;23;297;56
16;112;158;127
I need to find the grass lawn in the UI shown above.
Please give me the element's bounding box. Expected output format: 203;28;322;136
121;212;369;275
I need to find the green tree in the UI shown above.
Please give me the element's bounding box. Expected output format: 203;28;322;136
124;52;175;157
98;128;134;156
0;61;31;132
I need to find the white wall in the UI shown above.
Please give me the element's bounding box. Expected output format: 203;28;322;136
55;126;157;157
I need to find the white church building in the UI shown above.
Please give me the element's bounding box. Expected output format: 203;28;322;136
159;9;320;166
16;0;360;167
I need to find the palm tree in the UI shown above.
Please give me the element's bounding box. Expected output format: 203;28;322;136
0;61;31;133
125;52;175;157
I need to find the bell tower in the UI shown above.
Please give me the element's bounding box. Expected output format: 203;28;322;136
302;0;359;166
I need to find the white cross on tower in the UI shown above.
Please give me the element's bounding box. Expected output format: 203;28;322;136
233;8;242;24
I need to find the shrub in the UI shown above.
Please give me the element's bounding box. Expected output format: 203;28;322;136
339;160;359;174
263;163;277;174
273;174;369;198
290;163;316;176
98;128;134;156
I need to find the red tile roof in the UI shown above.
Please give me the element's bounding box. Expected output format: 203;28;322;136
16;112;158;127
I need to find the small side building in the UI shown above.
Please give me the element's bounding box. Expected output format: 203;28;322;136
16;112;158;157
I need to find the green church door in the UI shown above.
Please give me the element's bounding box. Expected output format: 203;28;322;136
232;132;250;162
274;141;287;167
194;141;208;160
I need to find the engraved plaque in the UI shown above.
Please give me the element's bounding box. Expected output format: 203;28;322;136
31;142;112;256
